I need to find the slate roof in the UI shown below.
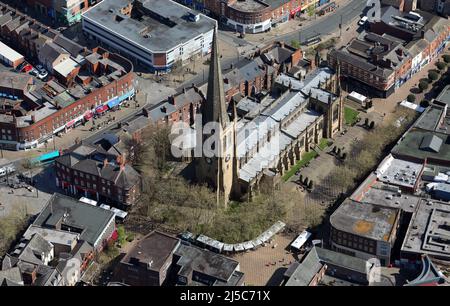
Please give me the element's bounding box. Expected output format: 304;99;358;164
285;247;323;286
203;30;229;128
53;35;84;57
56;142;141;189
420;134;443;153
315;247;369;275
40;41;69;64
32;193;115;248
16;234;53;266
0;267;23;286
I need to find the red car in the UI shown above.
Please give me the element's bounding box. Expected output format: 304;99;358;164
21;64;33;73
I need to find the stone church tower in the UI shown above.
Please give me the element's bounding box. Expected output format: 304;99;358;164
195;29;238;207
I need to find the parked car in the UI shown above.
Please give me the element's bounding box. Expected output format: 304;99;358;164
36;64;44;71
358;16;368;26
38;71;48;80
22;64;33;73
29;69;38;76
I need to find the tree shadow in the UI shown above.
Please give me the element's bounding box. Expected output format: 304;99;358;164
179;162;196;182
410;87;422;94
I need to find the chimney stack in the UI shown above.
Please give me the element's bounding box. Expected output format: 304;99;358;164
168;95;176;105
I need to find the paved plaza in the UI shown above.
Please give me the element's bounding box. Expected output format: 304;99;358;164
232;234;298;286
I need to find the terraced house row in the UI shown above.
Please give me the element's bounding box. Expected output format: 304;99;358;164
328;6;450;98
0;2;135;150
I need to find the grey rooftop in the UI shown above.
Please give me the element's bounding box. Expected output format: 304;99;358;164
83;0;216;52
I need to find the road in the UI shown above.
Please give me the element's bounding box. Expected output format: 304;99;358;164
179;0;367;90
280;0;367;44
87;0;369;142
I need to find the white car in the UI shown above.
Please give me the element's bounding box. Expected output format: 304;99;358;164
358;16;368;26
38;71;48;80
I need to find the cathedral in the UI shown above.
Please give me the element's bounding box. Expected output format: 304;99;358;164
195;29;343;205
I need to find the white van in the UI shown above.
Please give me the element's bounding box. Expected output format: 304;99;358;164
359;16;368;26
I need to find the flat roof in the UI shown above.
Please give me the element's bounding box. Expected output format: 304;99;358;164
436;85;450;106
375;154;423;189
121;231;180;271
229;0;269;12
352;175;421;213
392;129;450;163
330;199;400;242
0;71;32;90
0;40;24;63
414;105;446;133
401;199;450;261
33;193;115;247
175;244;240;284
53;58;79;77
83;0;216;52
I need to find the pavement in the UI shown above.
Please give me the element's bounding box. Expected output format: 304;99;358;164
178;0;366;90
0;166;53;218
231;234;297;286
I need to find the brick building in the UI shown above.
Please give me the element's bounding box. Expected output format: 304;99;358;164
204;0;304;33
114;231;245;286
0;47;134;150
0;3;136;151
329;7;450;98
55;141;142;208
26;0;95;25
329;199;401;266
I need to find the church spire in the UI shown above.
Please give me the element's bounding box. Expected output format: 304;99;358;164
203;28;229;128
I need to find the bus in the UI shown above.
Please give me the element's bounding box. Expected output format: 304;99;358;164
99;204;128;223
31;150;60;166
79;197;98;206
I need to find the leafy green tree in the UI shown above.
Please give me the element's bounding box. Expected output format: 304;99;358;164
419;81;429;92
436;61;447;71
291;40;301;49
429;71;439;81
307;4;316;18
443;54;450;64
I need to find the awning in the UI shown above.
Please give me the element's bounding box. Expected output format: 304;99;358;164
53;125;65;134
65;119;76;128
96;104;108;114
291;6;301;14
84;111;93;120
119;89;135;102
107;97;120;108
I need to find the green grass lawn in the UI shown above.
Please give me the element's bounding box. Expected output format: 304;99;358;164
344;107;359;126
318;138;332;150
283;151;318;182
